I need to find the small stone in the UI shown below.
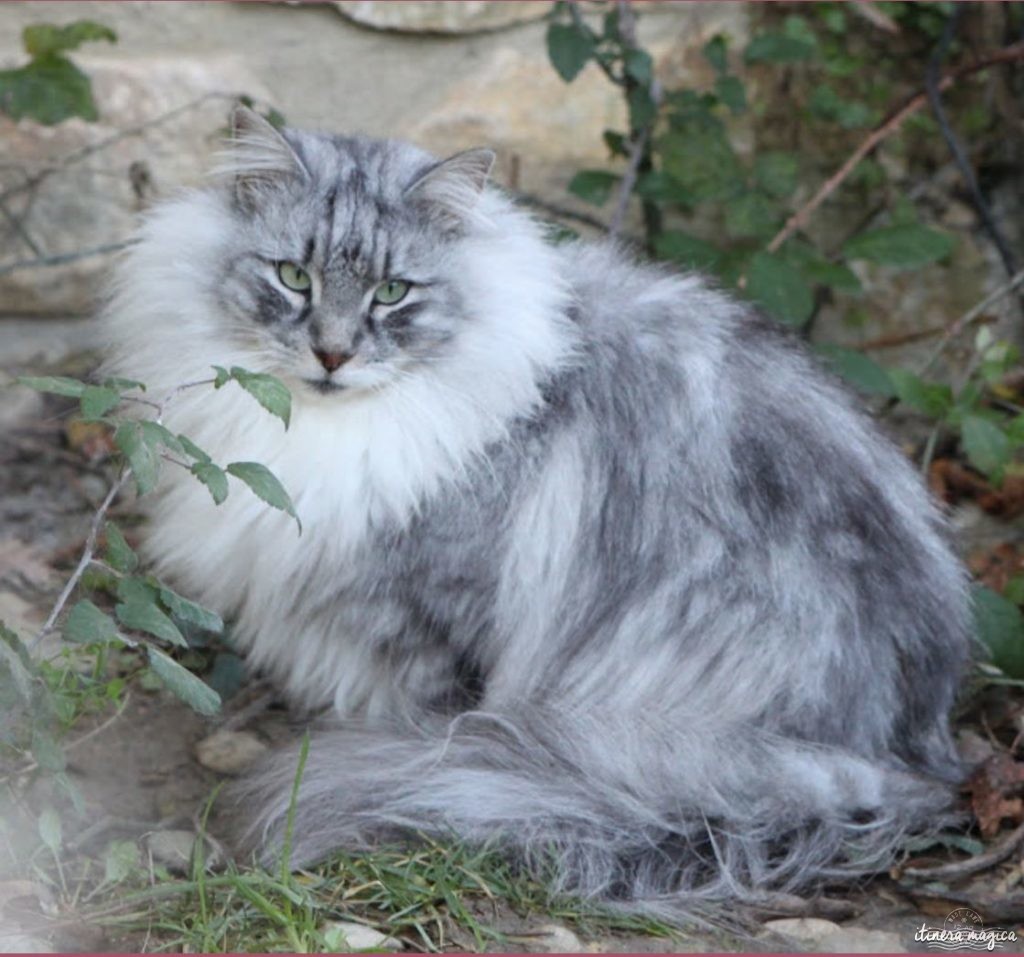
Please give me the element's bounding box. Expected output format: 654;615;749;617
195;729;268;775
145;829;201;874
763;917;844;942
532;924;583;953
332;1;547;34
321;920;402;951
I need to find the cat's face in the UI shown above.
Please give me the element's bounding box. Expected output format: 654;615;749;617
211;109;494;397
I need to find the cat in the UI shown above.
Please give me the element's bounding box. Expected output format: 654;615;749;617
101;106;971;918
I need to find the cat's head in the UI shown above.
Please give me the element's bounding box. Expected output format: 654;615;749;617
207;107;499;397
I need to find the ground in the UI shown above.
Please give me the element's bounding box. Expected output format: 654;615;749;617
1;320;1023;954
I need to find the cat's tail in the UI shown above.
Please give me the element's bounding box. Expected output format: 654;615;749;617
234;709;960;919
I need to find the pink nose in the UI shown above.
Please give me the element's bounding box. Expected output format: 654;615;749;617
313;349;352;373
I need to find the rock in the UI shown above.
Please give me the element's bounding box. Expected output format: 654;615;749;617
333;1;547;34
0;317;99;367
0;56;270;316
145;829;206;874
531;924;584;952
321;920;402;951
195;729;268;775
0;376;43;431
764;917;908;953
0;933;54;954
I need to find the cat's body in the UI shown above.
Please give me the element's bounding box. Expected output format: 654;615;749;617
102;110;970;915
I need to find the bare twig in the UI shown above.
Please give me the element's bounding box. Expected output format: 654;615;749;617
766;42;1024;254
0;91;242;208
899;822;1024;883
0;240;136;278
27;376;216;653
915;265;1024;376
30;471;133;653
514;193;612;233
926;7;1021;303
850;2;901;35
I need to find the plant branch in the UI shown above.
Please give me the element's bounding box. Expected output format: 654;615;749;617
0;240;136;278
899;822;1024;883
766;41;1024;254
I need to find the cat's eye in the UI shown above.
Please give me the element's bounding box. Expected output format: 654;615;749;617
373;279;410;306
277;261;311;293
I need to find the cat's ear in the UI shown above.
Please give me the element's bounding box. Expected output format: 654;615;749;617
405;148;496;227
222;105;309;207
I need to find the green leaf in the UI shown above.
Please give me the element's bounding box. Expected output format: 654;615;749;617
146;647;221;716
31;730;65;773
627;85;657;131
724;192;779;240
79;385;120;421
602;129;628;158
212;365;232;389
159;586;223;636
745;251;814;327
659;119;743;203
744;32;815;64
703;35;728;74
962;415;1011;478
64;600;119;645
652;230;721;272
17;375;87;398
178;435;212;465
116;599;186;648
191;462;229;505
37;806;62;853
228;368;292;429
0;54;98;125
567;170;620;207
800;260;862;294
116;576;159;606
138;421;186;457
226;462;300;529
546;22;594;83
816;345;895;398
23;21;116;57
843;224;955;270
114;422;160;496
103;839;141;885
973;585;1024;679
887;369;954;419
0;622;33;702
754;152;799;199
809;85;874;129
102;376;145;393
624;49;653;86
103;522;138;574
714;75;746;115
634;171;693;207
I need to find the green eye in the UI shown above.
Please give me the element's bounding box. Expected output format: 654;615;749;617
277;261;311;292
373;279;410;306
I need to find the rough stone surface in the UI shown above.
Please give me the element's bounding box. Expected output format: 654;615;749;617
195;729;268;775
333;1;547;35
763;917;908;954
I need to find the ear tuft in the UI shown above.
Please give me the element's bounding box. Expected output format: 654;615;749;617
220;105;309;207
405;148;496;227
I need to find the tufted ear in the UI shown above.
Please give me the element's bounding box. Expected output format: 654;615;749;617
222;105;309;207
405;148;495;227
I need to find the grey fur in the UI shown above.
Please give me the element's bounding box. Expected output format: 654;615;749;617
109;112;971;918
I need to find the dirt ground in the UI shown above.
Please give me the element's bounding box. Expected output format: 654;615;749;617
2;325;1023;954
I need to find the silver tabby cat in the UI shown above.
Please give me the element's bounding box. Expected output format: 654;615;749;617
102;108;970;917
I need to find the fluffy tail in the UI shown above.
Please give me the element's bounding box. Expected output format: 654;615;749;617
235;709;960;919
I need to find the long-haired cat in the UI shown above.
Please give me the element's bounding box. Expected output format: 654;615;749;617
101;107;970;917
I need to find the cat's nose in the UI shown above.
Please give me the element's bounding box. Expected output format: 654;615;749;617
313;348;353;373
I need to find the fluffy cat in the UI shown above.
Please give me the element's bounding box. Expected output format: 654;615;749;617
101;107;970;917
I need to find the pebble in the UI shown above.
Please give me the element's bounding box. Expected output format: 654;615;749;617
763;917;907;953
531;924;584;952
195;729;268;775
145;829;206;874
321;920;403;951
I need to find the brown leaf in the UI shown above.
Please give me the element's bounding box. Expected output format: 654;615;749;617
967;542;1024;594
929;458;1024;519
64;419;115;463
966;754;1024;838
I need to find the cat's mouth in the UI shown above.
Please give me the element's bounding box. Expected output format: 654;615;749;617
305;378;346;394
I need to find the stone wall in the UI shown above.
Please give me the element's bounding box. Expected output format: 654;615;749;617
0;0;748;318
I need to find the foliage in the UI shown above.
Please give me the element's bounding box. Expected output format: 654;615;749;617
0;19;116;125
1;370;298;849
546;1;1024;676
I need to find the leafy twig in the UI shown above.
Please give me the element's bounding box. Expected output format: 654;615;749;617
766;41;1024;254
899;822;1024;883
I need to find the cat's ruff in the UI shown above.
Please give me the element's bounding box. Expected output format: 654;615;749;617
101;108;970;917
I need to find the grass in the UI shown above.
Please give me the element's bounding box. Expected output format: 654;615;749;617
83;838;682;952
